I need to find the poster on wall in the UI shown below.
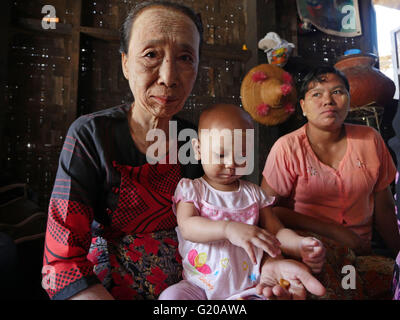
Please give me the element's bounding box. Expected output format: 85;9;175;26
296;0;362;37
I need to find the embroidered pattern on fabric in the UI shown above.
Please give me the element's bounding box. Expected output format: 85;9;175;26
307;166;318;176
356;159;366;169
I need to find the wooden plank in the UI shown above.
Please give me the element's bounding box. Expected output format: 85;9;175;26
17;18;72;35
359;0;379;57
79;26;251;62
243;0;260;184
287;0;299;56
202;43;251;62
244;0;257;71
80;26;119;41
256;0;276;64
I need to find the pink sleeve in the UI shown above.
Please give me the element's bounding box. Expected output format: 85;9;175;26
257;186;276;208
172;178;200;215
262;137;296;198
373;131;397;192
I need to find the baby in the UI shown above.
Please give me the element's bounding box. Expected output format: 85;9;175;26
159;104;325;300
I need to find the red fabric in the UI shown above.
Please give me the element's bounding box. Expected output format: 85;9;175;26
43;198;95;298
43;161;183;299
106;161;183;236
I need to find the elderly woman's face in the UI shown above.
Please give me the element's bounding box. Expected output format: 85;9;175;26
122;7;200;119
300;73;350;130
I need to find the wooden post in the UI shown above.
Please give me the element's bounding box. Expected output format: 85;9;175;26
67;0;82;126
0;1;11;169
248;0;282;184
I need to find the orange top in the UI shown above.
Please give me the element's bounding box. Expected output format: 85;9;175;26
263;123;396;242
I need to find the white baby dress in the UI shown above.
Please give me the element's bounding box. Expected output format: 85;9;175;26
173;177;275;299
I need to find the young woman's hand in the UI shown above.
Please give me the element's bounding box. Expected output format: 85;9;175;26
331;225;371;255
224;221;281;264
299;237;326;273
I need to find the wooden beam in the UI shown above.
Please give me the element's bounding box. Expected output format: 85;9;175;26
202;43;251;62
359;0;379;57
80;26;119;41
244;0;258;71
17;18;72;35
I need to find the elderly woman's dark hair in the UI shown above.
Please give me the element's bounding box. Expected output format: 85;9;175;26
119;1;204;55
299;66;350;100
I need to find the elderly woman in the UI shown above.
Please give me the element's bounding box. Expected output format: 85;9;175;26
42;1;324;300
42;1;203;300
262;66;400;299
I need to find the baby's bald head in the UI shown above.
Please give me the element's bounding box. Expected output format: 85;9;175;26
198;104;254;133
193;104;255;178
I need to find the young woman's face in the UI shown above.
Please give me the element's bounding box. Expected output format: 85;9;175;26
121;7;200;119
300;73;350;131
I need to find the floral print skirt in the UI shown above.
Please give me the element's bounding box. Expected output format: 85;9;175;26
87;229;183;300
298;231;395;300
87;228;395;300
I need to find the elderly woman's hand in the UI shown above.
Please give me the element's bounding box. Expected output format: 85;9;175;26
256;256;326;300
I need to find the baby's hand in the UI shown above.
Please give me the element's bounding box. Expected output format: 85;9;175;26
299;237;326;274
225;221;281;264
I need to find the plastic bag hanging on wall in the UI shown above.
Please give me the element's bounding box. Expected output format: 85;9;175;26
258;32;295;67
296;0;362;37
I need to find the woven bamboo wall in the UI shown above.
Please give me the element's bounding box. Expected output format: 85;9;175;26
2;0;385;209
2;0;251;208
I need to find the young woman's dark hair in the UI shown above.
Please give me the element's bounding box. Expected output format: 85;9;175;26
119;1;204;55
299;66;350;100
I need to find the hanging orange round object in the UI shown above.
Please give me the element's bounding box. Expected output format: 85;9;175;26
334;53;395;109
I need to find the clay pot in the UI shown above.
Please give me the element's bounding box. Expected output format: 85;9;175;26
334;53;395;109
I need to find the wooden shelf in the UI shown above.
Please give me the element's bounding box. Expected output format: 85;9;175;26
187;95;240;104
15;18;73;36
78;26;251;61
11;19;252;63
202;43;251;62
80;26;119;41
